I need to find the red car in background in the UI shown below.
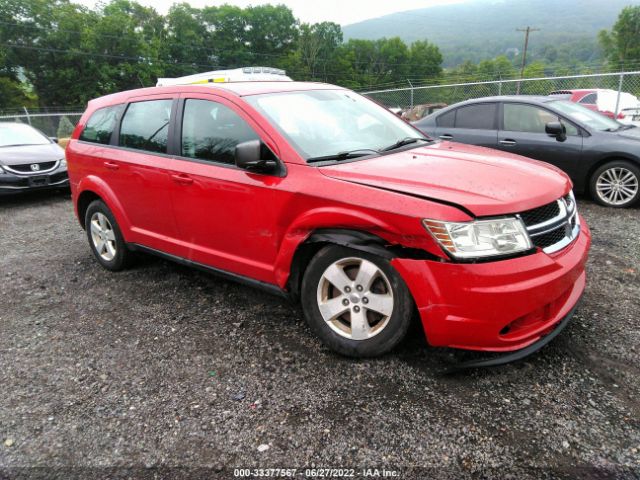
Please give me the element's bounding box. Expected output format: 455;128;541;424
65;74;591;366
549;88;640;124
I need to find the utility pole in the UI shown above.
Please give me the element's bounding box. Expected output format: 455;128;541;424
516;26;539;95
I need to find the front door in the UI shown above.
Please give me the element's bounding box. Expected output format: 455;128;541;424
496;102;583;179
168;94;292;284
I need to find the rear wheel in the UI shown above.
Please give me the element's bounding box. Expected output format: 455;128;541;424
301;245;414;357
590;160;640;208
85;200;132;271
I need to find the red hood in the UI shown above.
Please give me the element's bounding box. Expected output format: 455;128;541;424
319;141;571;217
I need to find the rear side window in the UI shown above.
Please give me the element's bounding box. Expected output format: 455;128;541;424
181;99;259;164
436;109;456;127
79;104;124;145
120;100;173;154
454;103;496;129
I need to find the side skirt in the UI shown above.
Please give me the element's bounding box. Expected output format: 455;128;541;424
127;243;290;299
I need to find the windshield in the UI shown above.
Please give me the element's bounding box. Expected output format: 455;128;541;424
549;100;622;131
245;90;428;161
0;123;50;147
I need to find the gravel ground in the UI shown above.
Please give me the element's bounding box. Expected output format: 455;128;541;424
0;191;638;480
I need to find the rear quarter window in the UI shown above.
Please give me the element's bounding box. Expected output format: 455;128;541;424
79;104;125;145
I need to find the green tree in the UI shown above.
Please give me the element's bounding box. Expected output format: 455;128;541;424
409;40;442;79
599;6;640;68
0;77;36;110
162;3;211;77
296;22;343;80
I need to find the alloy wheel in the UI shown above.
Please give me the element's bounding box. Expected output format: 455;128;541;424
595;166;639;206
90;212;117;261
316;257;394;340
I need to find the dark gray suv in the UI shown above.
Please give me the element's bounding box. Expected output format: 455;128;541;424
0;122;69;195
414;96;640;208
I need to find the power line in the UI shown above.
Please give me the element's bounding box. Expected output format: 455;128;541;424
0;20;442;69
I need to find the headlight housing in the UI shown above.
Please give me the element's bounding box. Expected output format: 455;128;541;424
59;158;67;169
423;217;532;260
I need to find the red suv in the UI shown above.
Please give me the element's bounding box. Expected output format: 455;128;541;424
66;81;591;362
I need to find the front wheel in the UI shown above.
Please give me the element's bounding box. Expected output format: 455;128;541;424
300;245;414;357
590;160;640;208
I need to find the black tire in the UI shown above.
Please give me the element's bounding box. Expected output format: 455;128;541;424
589;160;640;208
300;245;414;358
84;199;132;271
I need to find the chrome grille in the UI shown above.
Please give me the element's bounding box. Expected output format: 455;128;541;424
518;193;580;254
3;161;59;175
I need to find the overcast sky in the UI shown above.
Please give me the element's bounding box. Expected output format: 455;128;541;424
78;0;465;25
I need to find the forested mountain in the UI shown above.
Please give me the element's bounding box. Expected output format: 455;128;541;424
343;0;640;66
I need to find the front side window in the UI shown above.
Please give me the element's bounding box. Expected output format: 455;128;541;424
120;100;172;154
503;103;558;134
181;99;259;164
454;103;496;130
503;103;580;136
245;90;427;161
79;104;124;145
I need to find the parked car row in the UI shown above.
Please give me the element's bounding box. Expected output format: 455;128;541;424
5;71;638;364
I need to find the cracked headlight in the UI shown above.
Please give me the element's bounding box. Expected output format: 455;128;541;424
423;217;532;259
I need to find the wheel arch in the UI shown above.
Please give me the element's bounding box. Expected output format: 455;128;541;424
284;228;435;301
75;176;131;236
76;190;102;229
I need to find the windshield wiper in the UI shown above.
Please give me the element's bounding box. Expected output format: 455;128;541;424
380;136;429;152
307;148;379;163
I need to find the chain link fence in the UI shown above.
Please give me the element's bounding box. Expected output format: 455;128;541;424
362;71;640;117
0;107;84;138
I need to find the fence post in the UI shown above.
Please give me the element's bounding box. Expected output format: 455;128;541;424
22;106;32;125
614;73;624;116
407;79;414;109
498;76;503;96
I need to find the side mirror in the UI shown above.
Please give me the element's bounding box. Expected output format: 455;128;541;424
235;140;279;174
545;122;566;142
49;137;59;144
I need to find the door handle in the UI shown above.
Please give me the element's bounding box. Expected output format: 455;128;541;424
439;134;453;140
171;173;193;185
103;161;119;170
499;139;517;146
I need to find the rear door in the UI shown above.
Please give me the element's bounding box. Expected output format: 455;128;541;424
106;96;182;252
496;102;583;178
167;93;293;284
434;102;498;148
